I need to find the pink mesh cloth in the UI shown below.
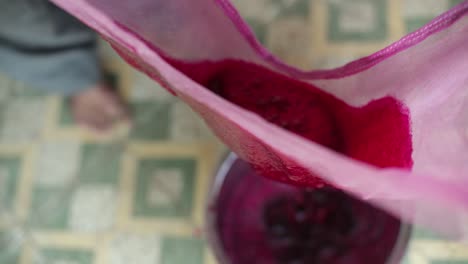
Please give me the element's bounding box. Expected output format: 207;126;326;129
50;0;468;240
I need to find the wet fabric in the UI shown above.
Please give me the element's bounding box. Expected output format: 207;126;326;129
50;0;468;240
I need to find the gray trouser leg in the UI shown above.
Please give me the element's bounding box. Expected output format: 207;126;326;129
0;0;99;95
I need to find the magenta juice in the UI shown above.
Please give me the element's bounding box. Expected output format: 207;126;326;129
208;155;410;264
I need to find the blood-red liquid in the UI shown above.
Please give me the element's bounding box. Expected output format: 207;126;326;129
170;59;413;186
213;158;405;264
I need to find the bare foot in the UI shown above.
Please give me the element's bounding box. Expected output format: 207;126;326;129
70;84;130;132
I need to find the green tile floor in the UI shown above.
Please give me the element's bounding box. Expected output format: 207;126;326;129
1;0;467;263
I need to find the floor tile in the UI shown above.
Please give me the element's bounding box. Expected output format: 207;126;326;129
133;158;196;218
451;0;465;6
9;82;47;98
170;102;215;142
109;233;161;264
58;98;74;127
0;156;21;211
270;0;310;18
231;0;280;24
78;144;122;184
431;260;468;264
69;185;117;232
403;0;464;32
403;0;449;17
266;17;311;68
0;229;23;264
29;187;72;230
328;0;388;42
34;248;94;264
0;74;13;102
312;55;358;69
98;39;121;61
0;98;47;143
244;18;268;44
130;70;174;103
35;141;80;187
161;236;204;264
130;102;171;141
232;0;311;66
405;17;435;32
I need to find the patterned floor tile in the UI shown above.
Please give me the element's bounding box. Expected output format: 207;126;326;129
403;0;464;32
405;240;468;263
130;70;175;103
98;39;120;62
109;233;161;264
232;0;312;67
34;248;94;264
266;16;312;68
0;75;46;100
0;98;47;143
170;102;215;142
0;229;23;264
0;156;21;211
328;0;388;42
29;187;72;230
404;0;450;17
412;226;442;240
403;0;448;32
451;0;465;6
9;81;47;98
244;18;268;44
405;17;435;33
69;185;117;232
35;141;80;188
312;54;359;69
0;74;13;102
269;0;310;18
232;0;309;23
130;102;171;141
231;0;280;24
78;144;122;184
57;98;74;127
437;258;468;264
161;236;204;264
133;158;196;218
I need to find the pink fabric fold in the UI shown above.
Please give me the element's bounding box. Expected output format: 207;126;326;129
50;0;468;240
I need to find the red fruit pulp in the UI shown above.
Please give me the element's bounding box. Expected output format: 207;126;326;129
169;59;413;186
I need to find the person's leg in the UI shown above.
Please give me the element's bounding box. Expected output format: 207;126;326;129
0;0;128;131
